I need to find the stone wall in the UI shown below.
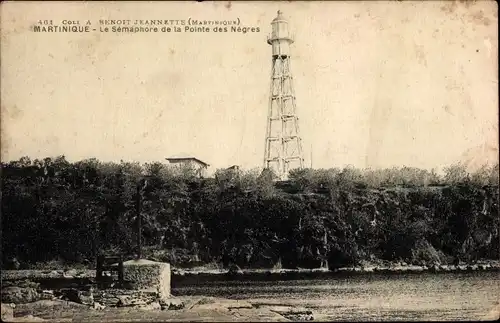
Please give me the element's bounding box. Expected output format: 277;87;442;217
94;289;160;309
1;260;173;311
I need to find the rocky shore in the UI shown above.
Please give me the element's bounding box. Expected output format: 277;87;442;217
3;259;499;282
2;260;499;322
1;296;315;322
1;267;315;322
172;259;500;277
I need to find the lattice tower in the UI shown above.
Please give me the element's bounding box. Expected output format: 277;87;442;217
263;10;304;180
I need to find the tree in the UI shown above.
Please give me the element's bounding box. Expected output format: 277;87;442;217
443;163;469;185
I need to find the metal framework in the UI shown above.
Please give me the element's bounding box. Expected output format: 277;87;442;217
263;11;304;180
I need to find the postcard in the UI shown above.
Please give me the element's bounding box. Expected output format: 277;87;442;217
1;1;498;322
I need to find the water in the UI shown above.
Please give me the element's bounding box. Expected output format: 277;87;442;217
172;272;500;321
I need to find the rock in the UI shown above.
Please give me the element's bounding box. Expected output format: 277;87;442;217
220;299;253;310
390;265;404;272
14;299;88;312
64;269;78;277
117;295;147;307
12;300;88;320
58;288;93;305
286;312;314;321
2;287;39;304
192;298;253;312
78;290;94;306
160;297;185;311
98;296;119;307
1;303;14;321
8;280;39;290
231;307;290;322
227;264;243;275
11;314;46;322
93;302;105;310
94;289;159;308
479;264;491;271
167;298;185;310
267;306;314;321
137;301;161;311
39;290;54;301
58;288;78;303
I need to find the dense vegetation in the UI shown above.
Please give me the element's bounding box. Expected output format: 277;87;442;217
1;156;499;270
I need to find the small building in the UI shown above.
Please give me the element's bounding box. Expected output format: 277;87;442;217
166;156;210;178
227;165;240;172
226;165;242;178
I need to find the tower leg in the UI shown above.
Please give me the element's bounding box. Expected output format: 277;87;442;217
264;55;304;180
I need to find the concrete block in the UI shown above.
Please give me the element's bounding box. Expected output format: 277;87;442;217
122;260;171;300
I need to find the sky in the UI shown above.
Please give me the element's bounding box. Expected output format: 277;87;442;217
1;1;498;173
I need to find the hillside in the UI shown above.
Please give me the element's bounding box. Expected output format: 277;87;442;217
1;156;499;270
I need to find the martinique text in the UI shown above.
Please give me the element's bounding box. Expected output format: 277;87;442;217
33;25;91;32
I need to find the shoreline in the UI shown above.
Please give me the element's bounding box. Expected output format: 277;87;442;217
2;263;499;322
2;260;499;282
2;273;499;322
170;261;500;284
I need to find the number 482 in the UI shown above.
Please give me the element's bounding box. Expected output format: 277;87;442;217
37;20;53;25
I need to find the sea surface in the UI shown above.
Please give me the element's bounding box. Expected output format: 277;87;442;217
172;271;500;321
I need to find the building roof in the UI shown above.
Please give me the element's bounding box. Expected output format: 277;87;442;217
166;157;210;167
272;10;287;23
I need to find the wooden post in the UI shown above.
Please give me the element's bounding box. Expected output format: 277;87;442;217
136;182;142;260
118;255;124;283
96;255;103;283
